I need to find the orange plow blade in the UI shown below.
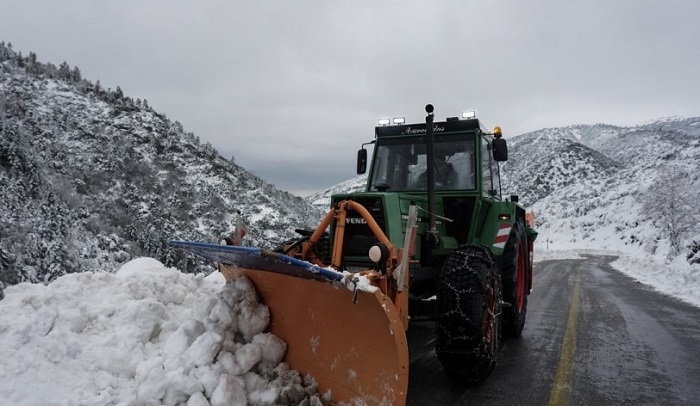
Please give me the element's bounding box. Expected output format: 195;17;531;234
169;241;409;405
223;266;408;405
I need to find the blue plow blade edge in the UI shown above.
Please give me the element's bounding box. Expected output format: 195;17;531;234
168;240;345;283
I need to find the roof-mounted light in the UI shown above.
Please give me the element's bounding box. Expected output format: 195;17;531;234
462;110;476;119
378;118;391;126
493;126;503;138
392;117;405;125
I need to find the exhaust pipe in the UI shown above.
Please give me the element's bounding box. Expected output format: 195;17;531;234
425;104;439;246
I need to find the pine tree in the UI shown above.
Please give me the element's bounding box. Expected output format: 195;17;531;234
44;241;69;282
26;52;39;75
0;244;18;285
71;66;81;82
58;61;71;80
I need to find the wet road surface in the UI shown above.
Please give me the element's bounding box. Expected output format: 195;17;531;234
406;255;700;405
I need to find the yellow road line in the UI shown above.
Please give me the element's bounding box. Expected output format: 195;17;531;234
548;268;581;406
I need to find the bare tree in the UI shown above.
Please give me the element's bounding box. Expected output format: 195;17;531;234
642;166;699;258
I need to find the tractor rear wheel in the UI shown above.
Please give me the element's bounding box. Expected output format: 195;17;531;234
436;244;502;384
502;221;529;338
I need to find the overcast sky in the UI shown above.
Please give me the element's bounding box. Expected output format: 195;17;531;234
2;1;699;196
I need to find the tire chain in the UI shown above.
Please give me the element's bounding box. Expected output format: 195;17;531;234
437;245;499;360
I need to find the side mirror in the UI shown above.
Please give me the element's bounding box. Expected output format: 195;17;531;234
492;138;508;162
357;148;368;174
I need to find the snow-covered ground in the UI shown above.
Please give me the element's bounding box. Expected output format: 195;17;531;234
0;258;327;406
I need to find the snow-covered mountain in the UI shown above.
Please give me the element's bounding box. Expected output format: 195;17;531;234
306;175;366;211
503;119;700;260
0;43;323;286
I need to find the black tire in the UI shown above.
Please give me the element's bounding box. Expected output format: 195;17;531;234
436;244;502;384
501;221;529;338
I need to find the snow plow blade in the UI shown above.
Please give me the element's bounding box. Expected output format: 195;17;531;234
170;241;409;405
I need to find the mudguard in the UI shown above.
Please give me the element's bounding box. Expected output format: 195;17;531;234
170;241;409;406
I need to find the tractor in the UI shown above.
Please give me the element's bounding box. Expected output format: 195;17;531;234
324;104;536;381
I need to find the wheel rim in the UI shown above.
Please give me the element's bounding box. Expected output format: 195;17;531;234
516;242;526;312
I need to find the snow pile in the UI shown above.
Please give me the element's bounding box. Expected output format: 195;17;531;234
610;253;700;308
0;258;327;406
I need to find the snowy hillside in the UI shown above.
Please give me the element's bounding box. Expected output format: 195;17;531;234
306;175;367;211
503;118;700;260
0;258;328;405
500;132;620;206
0;43;324;286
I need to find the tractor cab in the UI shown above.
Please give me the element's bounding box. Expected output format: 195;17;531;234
357;113;507;196
350;111;509;257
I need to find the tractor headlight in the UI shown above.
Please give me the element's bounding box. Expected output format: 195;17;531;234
369;244;389;264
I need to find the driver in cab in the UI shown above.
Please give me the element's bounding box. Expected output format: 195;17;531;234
414;153;458;190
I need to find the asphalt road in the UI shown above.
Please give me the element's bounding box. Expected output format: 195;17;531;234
405;255;700;405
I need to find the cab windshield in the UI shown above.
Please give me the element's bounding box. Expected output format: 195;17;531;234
368;133;477;192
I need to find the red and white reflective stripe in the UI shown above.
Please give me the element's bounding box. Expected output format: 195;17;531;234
493;223;511;249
